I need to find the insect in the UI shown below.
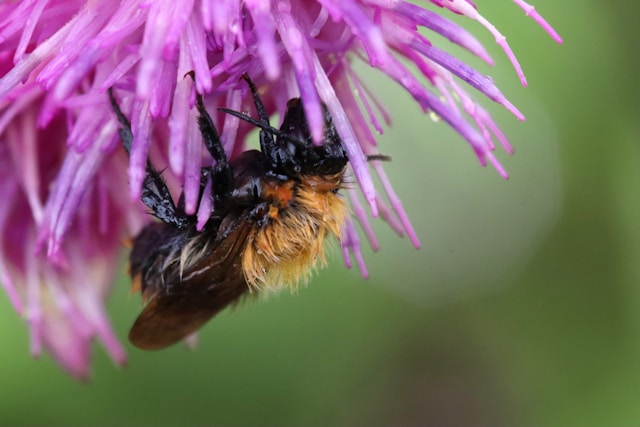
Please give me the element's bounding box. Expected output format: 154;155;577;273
109;75;350;350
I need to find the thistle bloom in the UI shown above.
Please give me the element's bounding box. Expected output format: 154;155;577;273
0;0;561;378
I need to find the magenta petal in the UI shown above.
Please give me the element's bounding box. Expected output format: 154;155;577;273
182;110;203;215
168;77;191;176
245;0;280;80
128;99;152;201
411;41;524;120
273;6;325;144
396;2;493;64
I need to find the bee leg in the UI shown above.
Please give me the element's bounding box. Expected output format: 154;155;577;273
140;168;192;230
240;74;283;168
108;88;192;230
194;92;234;205
108;87;134;154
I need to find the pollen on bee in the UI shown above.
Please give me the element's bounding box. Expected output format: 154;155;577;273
130;273;142;294
262;180;294;208
268;206;279;219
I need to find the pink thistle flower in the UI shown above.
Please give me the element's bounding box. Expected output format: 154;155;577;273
0;0;561;378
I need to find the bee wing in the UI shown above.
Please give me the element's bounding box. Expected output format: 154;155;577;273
129;222;252;350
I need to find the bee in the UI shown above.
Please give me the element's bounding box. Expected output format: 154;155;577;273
109;75;350;350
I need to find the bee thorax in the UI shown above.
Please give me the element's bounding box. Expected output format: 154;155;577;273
242;176;347;289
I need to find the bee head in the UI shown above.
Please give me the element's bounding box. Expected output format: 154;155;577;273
217;77;349;180
273;98;348;178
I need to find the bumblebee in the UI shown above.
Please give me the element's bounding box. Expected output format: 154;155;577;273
110;75;349;350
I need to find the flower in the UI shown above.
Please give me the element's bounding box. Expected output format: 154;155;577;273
0;0;561;378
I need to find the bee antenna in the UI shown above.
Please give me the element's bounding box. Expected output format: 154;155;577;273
218;107;308;148
366;154;392;162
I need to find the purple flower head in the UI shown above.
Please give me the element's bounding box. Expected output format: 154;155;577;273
0;0;561;378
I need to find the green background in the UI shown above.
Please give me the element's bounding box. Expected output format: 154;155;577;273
2;1;639;425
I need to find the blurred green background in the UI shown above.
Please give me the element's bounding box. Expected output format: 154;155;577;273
1;1;639;426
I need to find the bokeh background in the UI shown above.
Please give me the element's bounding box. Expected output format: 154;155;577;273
1;1;639;426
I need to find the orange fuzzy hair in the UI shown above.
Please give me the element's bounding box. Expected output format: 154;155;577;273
242;172;348;290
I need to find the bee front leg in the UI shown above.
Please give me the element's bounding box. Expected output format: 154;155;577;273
109;88;192;230
194;91;234;206
240;74;290;172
